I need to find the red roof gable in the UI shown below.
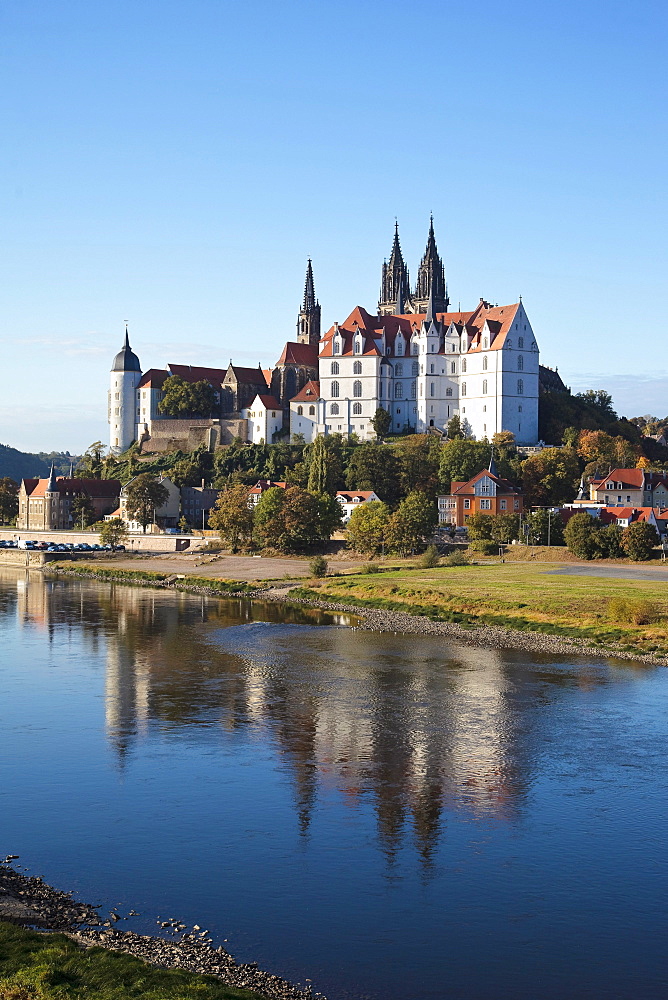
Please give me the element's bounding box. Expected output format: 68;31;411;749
137;368;170;389
168;364;229;384
23;477;121;499
449;470;521;496
250;394;282;410
276;341;318;366
290;380;320;403
591;469;645;489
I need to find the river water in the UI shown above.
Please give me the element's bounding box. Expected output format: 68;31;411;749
1;568;667;999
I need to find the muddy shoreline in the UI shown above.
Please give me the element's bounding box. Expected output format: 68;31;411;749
0;860;324;999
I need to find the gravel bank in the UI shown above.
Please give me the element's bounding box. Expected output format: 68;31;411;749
264;590;668;667
0;860;324;999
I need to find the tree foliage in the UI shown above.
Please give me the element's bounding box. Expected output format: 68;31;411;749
345;500;391;556
158;375;217;418
208;484;255;551
253;486;340;553
77;442;106;479
71;492;97;528
124;474;170;533
386;491;437;554
522;447;581;506
0;477;19;524
526;508;565;546
99;517;128;549
563;513;603;560
371;406;391;440
345;443;401;505
439;439;491;492
394;435;442;498
622;521;659;562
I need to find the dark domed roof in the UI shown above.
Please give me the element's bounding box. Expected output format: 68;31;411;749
112;331;141;373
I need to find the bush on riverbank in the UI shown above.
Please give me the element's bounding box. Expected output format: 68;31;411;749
44;564;256;595
0;921;266;1000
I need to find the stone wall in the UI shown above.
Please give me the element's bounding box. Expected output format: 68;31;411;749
0;549;64;567
0;528;207;553
139;417;248;453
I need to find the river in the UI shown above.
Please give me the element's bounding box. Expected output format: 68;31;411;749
1;567;667;999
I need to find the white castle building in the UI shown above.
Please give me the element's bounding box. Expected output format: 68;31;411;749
109;220;542;453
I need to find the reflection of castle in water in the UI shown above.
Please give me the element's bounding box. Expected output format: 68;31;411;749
4;568;611;865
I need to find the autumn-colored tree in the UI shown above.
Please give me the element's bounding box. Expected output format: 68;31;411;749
208;484;254;550
254;486;338;553
522;447;581;506
395;435;442;498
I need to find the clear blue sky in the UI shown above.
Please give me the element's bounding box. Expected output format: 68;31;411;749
1;0;666;452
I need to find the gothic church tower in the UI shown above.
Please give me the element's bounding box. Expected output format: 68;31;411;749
413;215;449;313
296;259;321;348
378;223;411;315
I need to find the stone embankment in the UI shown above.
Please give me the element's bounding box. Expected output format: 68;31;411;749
265;589;668;667
0;860;324;1000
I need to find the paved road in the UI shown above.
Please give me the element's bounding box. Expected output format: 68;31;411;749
548;564;668;582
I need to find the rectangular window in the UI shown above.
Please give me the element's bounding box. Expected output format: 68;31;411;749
480;499;491;510
500;499;507;510
464;499;471;509
514;499;520;510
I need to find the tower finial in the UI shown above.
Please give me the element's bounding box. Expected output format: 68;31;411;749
488;448;498;477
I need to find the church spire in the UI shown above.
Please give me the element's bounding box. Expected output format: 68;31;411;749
296;259;321;348
414;215;449;313
379;221;410;316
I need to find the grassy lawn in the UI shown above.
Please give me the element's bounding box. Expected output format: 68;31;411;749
293;562;668;654
0;922;266;1000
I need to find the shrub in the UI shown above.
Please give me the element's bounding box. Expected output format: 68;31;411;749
607;597;659;625
443;550;469;566
309;555;328;578
622;521;659;562
361;562;381;574
419;544;440;568
469;539;499;556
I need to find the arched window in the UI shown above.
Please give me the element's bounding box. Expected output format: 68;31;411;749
412;343;419;355
395;363;403;377
411;381;417;398
461;382;467;396
517;354;524;371
446;387;453;397
450;361;456;374
353;360;362;374
518;337;524;349
396;340;403;355
395;383;403;398
412;361;419;376
331;380;339;398
331;361;339;375
333;340;340;354
353;380;362;398
353;402;362;415
354;339;362;354
297;405;303;415
331;402;339;415
309;405;315;415
462;359;467;372
517;379;524;395
483;355;488;371
483;379;488;394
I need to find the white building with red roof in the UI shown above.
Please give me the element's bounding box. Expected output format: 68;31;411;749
240;394;284;444
335;490;381;522
289;380;322;442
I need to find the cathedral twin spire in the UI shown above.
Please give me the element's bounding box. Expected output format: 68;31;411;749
378;217;449;316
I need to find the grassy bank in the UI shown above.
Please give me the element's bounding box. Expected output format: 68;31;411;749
0;922;265;1000
292;562;668;655
44;563;258;596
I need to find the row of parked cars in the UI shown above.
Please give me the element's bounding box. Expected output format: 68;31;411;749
0;540;118;552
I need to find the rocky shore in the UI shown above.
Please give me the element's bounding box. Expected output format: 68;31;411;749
0;860;325;999
264;589;668;667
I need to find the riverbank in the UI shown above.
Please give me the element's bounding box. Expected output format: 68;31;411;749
0;862;322;999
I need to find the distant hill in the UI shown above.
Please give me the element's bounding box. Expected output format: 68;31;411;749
0;443;81;483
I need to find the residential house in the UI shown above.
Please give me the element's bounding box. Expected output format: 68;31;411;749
108;475;180;532
247;480;288;507
437;460;523;528
335;490;381;523
587;469;668;508
180;485;221;530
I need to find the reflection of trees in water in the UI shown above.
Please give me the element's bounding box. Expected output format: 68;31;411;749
2;569;630;869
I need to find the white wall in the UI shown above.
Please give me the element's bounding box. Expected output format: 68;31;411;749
109;369;142;454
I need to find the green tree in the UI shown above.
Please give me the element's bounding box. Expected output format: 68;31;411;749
307;435;329;494
0;477;19;524
527;508;565;546
77;441;106;478
395;435;442;498
99;517;128;549
622;520;659;561
563;512;603;560
124;474;170;533
490;512;520;544
253;486;330;553
158;375;217;418
599;523;625;558
371;406;391;440
345;442;401;505
466;511;494;541
71;492;97;528
387;490;438;555
522;447;581;506
446;414;463;440
208;484;254;551
345;500;391;556
311;491;344;541
439;439;490;492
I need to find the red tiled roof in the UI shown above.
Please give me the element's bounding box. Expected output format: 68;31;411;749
590;469;645;489
290;380;320;402
251;394;282;410
276;341;318;366
448;470;521;496
318;301;522;358
336;491;377;501
225;365;269;385
248;479;287;495
23;477;121;499
137;368;170;389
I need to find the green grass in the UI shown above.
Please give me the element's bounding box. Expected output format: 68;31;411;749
45;564;255;595
293;562;668;655
0;922;266;999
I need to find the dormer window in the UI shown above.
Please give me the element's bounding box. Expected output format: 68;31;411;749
333;340;340;355
607;482;614;490
616;482;622;490
412;343;419;355
483;338;488;349
354;339;362;354
396;339;404;355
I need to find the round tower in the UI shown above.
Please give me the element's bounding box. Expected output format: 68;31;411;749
44;464;60;530
109;326;142;455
